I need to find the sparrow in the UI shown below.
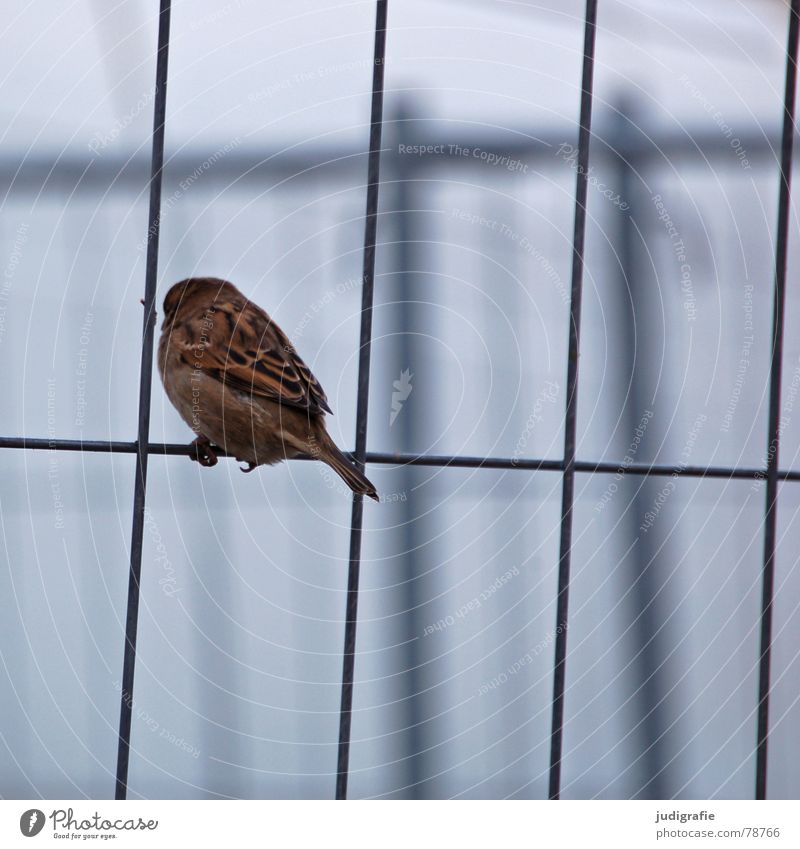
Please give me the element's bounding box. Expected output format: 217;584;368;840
157;277;379;501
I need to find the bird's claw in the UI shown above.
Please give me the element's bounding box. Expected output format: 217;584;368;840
238;460;257;473
191;436;218;467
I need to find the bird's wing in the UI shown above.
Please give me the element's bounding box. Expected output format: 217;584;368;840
172;299;332;415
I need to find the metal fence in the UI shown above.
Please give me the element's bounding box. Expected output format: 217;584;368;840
1;0;799;800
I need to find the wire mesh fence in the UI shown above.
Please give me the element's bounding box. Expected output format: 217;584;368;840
1;0;800;800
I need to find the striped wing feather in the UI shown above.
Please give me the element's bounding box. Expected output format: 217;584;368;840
180;300;332;416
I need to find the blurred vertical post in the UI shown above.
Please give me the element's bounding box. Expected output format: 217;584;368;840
612;101;670;798
392;99;426;798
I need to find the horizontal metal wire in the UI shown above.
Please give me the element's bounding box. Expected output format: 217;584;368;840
1;436;797;482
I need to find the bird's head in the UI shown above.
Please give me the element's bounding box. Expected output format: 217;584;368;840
161;277;242;328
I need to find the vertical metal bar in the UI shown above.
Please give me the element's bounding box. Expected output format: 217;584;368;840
756;0;800;802
336;0;388;801
548;0;598;800
114;0;171;801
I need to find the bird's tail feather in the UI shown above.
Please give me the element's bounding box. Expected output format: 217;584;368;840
321;441;379;502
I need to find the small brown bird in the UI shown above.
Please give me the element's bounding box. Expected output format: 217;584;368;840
157;277;378;501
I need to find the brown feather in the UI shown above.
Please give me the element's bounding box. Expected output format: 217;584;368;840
157;277;378;501
161;278;331;415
